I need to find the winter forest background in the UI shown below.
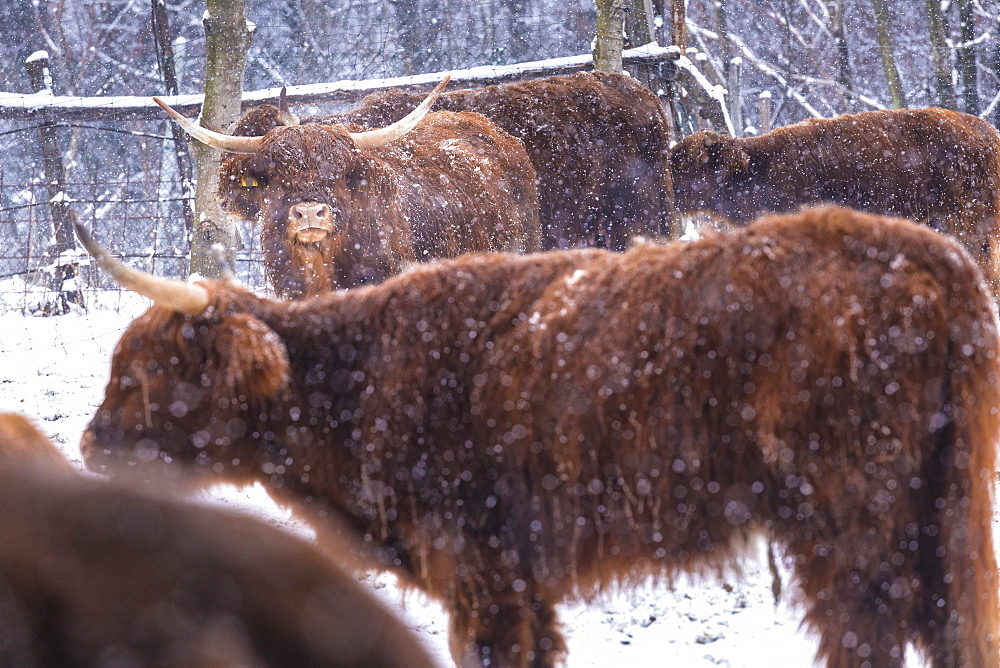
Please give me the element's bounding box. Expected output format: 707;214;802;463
1;0;1000;311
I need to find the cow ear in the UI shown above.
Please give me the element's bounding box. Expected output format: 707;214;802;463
213;314;291;402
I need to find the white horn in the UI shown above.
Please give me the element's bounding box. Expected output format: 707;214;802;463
277;87;300;127
74;223;210;316
153;97;264;154
348;76;451;150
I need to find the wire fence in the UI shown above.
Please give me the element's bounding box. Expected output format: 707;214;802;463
0;48;682;317
0;0;604;314
0;147;267;315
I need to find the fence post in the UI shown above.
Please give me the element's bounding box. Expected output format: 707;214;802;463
727;56;743;137
759;90;772;134
24;51;83;314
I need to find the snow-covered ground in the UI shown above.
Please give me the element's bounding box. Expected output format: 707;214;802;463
0;292;969;666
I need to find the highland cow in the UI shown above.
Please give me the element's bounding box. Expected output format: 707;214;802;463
78;206;999;667
229;71;676;251
668;108;1000;295
157;78;541;299
0;413;437;668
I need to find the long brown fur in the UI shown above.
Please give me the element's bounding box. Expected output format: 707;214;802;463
232;71;676;251
219;110;540;299
669;108;1000;297
1;416;437;667
82;206;1000;667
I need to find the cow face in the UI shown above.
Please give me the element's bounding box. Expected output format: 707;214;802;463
669;130;751;216
80;303;291;486
225;125;374;248
217;105;287;223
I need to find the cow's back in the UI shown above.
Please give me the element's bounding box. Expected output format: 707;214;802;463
689;108;1000;296
385;110;541;258
332;72;675;250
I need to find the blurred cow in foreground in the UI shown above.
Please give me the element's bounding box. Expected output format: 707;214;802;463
78;206;999;667
232;71;676;251
0;412;437;667
0;412;71;469
669;108;1000;295
157;77;541;299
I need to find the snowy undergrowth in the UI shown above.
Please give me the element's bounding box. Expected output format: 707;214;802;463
0;297;963;666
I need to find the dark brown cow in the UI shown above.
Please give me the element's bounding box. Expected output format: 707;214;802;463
0;412;437;668
228;71;676;251
78;206;999;667
158;79;541;299
668;108;1000;295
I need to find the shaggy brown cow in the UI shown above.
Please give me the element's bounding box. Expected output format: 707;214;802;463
158;78;541;299
0;412;71;469
78;206;999;667
0;414;437;668
668;108;1000;294
229;71;676;251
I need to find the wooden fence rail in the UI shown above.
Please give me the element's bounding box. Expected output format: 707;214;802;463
0;45;681;123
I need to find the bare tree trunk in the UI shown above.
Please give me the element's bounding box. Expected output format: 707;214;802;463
925;0;958;109
625;0;654;48
957;0;978;114
650;0;667;44
189;0;254;279
24;53;83;314
594;0;625;72
25;54;74;259
624;0;656;88
151;0;195;236
991;16;1000;128
672;0;686;52
825;0;855;107
715;0;732;79
871;0;908;108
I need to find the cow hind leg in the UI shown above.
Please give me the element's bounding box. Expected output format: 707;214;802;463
910;512;1000;666
448;592;566;668
788;548;912;667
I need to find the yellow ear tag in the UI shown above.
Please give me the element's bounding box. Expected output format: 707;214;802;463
240;174;260;187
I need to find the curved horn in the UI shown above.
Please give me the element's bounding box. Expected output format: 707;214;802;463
277;87;300;127
348;75;451;150
74;223;210;316
153;97;263;154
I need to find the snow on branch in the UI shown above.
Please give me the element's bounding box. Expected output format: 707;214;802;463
672;55;735;135
688;22;884;117
0;45;680;123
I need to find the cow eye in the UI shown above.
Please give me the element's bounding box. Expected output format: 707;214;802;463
241;173;264;188
346;169;367;192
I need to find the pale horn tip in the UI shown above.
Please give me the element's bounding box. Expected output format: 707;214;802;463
74;223;211;316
